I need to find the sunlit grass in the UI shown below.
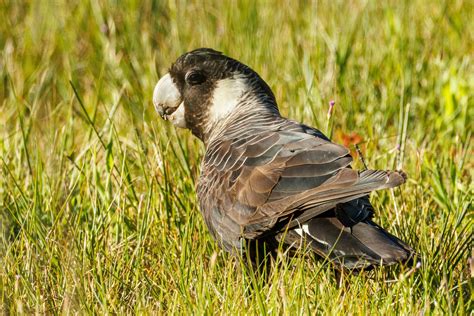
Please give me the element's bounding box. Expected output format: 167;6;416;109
1;0;472;314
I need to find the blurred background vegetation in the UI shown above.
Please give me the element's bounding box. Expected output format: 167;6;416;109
0;0;472;314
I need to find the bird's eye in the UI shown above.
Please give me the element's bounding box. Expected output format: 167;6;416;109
186;71;207;85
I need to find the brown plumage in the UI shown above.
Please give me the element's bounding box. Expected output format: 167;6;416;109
153;48;413;270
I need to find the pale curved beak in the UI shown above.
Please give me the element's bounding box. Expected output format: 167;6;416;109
153;73;186;128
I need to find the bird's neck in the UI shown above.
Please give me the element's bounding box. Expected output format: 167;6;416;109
203;97;282;146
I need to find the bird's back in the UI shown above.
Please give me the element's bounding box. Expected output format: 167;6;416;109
198;118;413;269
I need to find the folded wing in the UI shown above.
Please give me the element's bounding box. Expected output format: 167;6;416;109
200;129;406;240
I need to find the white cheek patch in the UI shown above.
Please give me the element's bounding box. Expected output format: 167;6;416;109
168;101;186;128
209;76;248;122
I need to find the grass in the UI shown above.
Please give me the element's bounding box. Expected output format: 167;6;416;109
0;0;472;314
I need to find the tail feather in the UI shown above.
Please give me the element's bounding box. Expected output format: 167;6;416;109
292;217;413;270
350;220;412;263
